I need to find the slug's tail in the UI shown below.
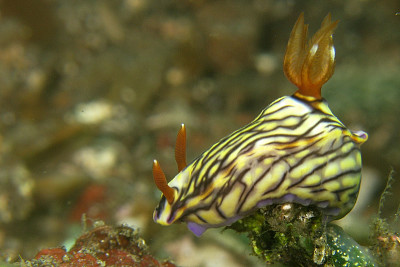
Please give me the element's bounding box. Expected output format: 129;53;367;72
284;13;339;99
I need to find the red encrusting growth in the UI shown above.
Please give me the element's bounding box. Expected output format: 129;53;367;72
175;124;187;172
284;13;339;99
152;160;175;204
68;184;108;223
33;225;176;266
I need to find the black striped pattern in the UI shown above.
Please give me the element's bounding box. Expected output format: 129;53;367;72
153;93;366;232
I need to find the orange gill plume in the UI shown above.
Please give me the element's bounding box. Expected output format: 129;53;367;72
152;124;188;204
283;13;339;99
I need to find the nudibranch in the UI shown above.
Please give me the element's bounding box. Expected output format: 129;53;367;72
152;13;368;237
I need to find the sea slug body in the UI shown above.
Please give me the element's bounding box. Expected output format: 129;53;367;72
152;13;368;236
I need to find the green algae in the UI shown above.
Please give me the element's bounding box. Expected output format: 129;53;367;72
227;203;378;266
327;224;376;266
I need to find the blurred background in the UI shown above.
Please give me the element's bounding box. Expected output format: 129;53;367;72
0;0;399;266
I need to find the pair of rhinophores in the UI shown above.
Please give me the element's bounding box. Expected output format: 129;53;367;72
152;13;368;236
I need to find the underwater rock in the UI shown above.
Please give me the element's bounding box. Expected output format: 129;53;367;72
228;203;377;266
30;224;175;267
0;163;34;223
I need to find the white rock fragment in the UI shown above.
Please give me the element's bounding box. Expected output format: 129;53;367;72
72;100;114;124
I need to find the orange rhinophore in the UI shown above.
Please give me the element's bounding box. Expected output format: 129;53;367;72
175;124;187;172
152;160;174;204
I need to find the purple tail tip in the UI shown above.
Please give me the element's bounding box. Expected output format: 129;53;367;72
187;222;207;237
